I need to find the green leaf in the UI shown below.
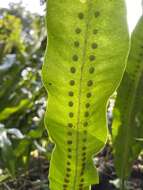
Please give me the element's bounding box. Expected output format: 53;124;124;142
0;99;31;121
0;4;47;175
1;145;16;176
14;139;30;157
0;126;16;176
112;15;143;187
0;173;10;183
42;0;129;189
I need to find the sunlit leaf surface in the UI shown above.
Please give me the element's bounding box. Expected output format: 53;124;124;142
42;0;129;189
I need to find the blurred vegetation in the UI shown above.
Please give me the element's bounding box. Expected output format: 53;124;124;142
0;2;52;183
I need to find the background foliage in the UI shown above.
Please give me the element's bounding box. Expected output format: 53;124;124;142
0;2;53;182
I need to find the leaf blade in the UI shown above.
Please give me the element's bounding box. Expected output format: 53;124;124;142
42;0;129;189
112;15;143;182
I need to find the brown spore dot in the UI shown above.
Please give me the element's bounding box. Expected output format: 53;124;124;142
84;112;89;117
74;41;80;47
79;184;83;189
82;152;86;156
89;55;96;61
85;103;90;108
81;165;86;171
69;80;75;86
89;67;95;74
93;29;98;35
68;148;72;152
70;67;76;73
137;59;141;63
67;161;71;165
63;184;68;188
83;138;87;142
79;185;83;190
66;174;70;178
82;146;87;150
69;112;74;118
67;131;72;136
68;91;74;96
95;11;100;17
78;12;84;19
68;101;74;107
83;130;87;134
81;167;85;173
80;171;84;176
87;80;93;86
82;157;86;162
68;155;72;159
92;43;98;49
68;123;73;128
66;168;71;172
80;178;84;182
64;178;70;183
82;163;86;167
83;122;88;127
86;92;92;98
67;140;72;145
72;55;78;61
75;28;81;34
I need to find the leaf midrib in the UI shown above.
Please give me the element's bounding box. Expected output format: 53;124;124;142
73;1;92;189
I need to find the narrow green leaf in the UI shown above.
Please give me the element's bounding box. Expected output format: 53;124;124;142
42;0;129;189
0;173;10;183
0;99;30;121
112;15;143;185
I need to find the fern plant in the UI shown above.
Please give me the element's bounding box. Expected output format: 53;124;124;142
112;9;143;190
42;0;129;189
